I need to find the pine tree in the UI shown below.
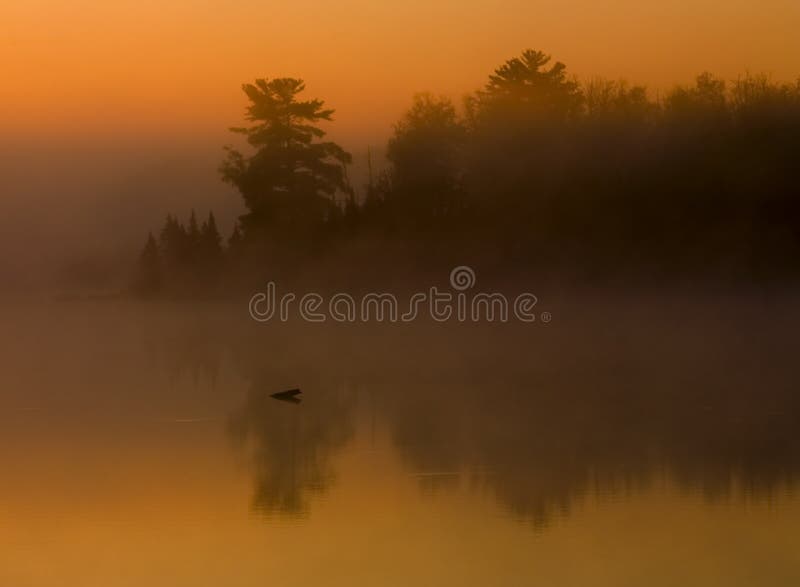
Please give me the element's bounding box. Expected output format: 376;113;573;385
200;211;223;259
467;49;584;125
220;78;352;240
159;214;189;268
228;223;243;249
188;210;200;247
135;232;161;296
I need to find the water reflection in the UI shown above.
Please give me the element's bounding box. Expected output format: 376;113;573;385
138;297;800;528
380;380;800;528
3;299;799;585
223;370;800;528
227;378;356;518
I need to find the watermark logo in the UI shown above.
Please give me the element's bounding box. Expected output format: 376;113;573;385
449;265;476;291
249;266;551;324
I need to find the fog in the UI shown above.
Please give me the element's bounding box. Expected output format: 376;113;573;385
1;293;799;584
0;136;234;291
3;0;800;293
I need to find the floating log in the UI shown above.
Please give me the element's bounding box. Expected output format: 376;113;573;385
270;388;302;403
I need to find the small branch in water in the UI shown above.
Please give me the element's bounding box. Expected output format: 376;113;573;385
270;388;302;403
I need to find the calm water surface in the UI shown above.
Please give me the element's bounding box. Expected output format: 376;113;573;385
0;293;798;586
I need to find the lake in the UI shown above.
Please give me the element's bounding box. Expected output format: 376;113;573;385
1;291;798;586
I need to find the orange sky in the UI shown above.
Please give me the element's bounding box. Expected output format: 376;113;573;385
2;0;800;280
3;0;800;144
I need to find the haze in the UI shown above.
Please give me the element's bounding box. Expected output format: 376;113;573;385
1;0;799;289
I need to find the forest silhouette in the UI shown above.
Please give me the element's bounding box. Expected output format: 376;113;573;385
134;49;800;296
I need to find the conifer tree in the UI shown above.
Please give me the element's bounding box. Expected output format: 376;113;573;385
228;223;243;249
188;210;200;250
200;211;223;259
220;78;352;240
135;232;161;296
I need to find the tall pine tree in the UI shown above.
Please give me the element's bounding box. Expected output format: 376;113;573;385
220;78;353;241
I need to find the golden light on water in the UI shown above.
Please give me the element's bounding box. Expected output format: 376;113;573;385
2;3;800;584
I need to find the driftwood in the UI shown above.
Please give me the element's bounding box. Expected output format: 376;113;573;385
270;388;302;403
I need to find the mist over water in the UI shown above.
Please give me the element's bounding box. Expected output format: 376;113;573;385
3;1;800;581
1;292;798;585
0;137;237;291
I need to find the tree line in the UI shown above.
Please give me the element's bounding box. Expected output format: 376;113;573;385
135;49;800;295
136;210;224;295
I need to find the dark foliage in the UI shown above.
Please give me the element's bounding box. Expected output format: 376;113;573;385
135;51;800;295
220;77;353;244
136;211;223;296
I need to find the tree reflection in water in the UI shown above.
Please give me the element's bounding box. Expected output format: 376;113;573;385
228;379;356;518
